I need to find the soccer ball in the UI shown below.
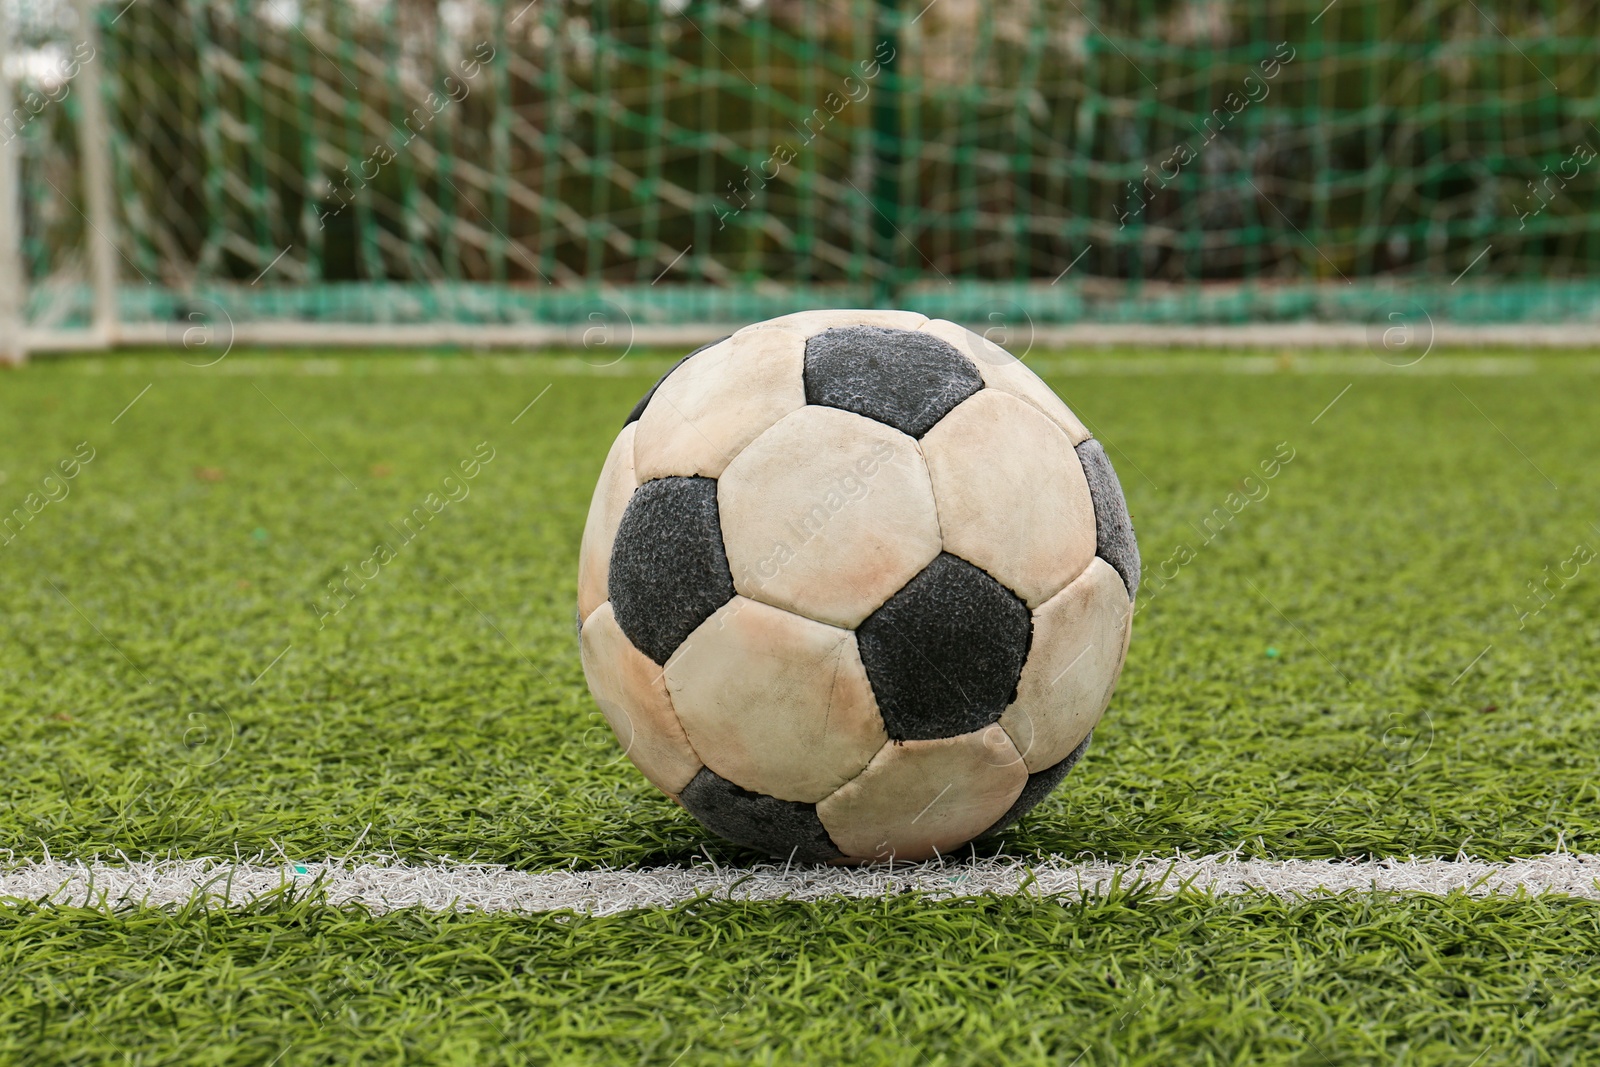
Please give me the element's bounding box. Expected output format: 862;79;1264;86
577;310;1138;864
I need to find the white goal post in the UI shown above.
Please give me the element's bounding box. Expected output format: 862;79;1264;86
0;0;27;366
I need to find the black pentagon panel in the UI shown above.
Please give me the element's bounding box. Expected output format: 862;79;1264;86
623;336;732;426
678;767;844;863
976;732;1093;840
608;476;736;665
855;553;1032;742
1075;439;1140;601
803;326;983;438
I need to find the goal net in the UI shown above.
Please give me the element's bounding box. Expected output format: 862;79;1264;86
5;0;1600;352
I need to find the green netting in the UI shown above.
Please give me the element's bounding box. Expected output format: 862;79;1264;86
11;0;1600;327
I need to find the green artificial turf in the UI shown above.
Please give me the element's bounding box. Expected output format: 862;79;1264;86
4;349;1600;1065
5;885;1600;1065
0;349;1597;868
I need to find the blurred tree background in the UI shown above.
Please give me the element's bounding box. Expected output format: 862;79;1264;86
9;0;1600;323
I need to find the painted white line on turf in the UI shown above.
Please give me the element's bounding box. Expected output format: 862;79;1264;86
5;853;1600;915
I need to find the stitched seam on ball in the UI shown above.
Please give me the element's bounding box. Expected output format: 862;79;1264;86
648;333;812;482
655;659;708;777
814;630;888;799
1094;554;1129;599
626;338;729;427
912;433;948;555
986;397;1089;611
642;388;740;478
990;719;1032;773
582;428;639;617
730;585;871;634
662;606;877;806
720;402;812;488
722;335;811;472
1075;439;1139;602
823;734;1027;862
814;734;891;812
1053;442;1101;598
1015;391;1077;443
915;319;994;378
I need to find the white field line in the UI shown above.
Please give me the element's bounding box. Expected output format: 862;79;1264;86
5;853;1600;916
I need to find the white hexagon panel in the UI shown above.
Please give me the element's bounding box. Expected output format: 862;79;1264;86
921;389;1098;608
998;557;1132;774
663;596;887;803
816;727;1028;863
718;406;942;628
579;602;702;797
633;329;808;481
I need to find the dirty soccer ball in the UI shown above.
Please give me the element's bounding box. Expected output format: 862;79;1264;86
577;310;1139;864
